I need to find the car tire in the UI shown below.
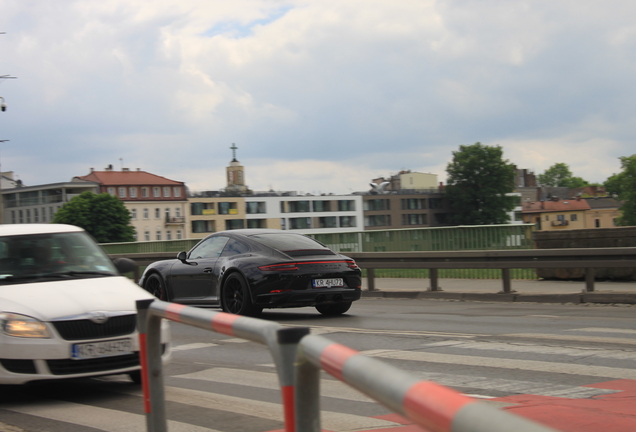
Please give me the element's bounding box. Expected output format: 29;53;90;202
221;273;262;317
129;370;142;385
316;301;352;316
144;274;168;301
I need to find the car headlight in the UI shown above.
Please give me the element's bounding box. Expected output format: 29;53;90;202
0;313;51;338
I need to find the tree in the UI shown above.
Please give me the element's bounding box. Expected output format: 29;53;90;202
445;142;516;225
538;163;590;188
604;155;636;226
53;192;135;243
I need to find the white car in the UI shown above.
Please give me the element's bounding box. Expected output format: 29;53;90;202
0;224;171;385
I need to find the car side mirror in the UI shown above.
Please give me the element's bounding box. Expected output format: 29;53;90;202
112;257;138;274
177;251;188;262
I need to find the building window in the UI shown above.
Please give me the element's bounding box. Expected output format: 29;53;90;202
595;219;601;228
571;214;578;221
225;219;245;230
364;199;390;211
155;208;161;219
165;208;170;218
131;209;137;220
429;198;443;209
129;187;137;198
339;216;356;228
34;209;39;223
11;211;15;224
26;209;31;223
176;230;182;239
191;202;215;215
143;208;149;219
288;201;310;212
156;231;162;241
42;208;46;222
166;231;172;240
402;214;427;225
144;231;150;241
107;187;116;196
175;207;181;217
313;201;331;212
545;215;549;221
142;187;148;198
118;187;126;198
153;187;160;197
247;219;266;228
338;200;355;211
191;220;215;233
364;215;391;227
163;187;170;197
218;202;238;215
514;211;523;221
49;207;54;220
401;199;426;210
173;187;181;197
19;210;23;224
290;217;311;229
319;216;337;228
246;201;266;214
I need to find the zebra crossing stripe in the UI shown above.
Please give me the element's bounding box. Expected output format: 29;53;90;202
3;400;222;432
361;349;636;379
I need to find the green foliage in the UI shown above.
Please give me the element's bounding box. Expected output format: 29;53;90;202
605;155;636;226
538;163;590;188
445;142;516;225
53;192;135;243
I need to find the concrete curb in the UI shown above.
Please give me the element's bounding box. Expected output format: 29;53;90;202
361;290;636;305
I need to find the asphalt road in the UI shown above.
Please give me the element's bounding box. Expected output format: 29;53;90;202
1;298;636;432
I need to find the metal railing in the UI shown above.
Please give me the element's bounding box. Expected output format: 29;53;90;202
347;247;636;293
136;299;558;432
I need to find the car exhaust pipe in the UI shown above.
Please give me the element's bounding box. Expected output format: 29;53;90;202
333;294;343;302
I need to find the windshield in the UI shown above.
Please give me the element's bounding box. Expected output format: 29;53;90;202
0;231;118;284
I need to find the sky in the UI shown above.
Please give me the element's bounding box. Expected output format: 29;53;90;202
1;1;635;195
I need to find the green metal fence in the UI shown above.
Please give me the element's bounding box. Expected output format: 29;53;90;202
310;224;535;253
101;224;538;280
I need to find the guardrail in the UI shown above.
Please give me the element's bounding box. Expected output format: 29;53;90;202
136;299;559;432
114;247;636;294
347;247;636;293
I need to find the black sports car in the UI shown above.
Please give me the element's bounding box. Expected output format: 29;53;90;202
138;229;362;316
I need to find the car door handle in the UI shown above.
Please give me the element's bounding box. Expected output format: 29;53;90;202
203;267;214;273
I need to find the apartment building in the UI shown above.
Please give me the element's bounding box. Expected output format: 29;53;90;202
74;166;188;241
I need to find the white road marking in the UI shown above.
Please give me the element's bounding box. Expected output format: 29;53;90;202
173;367;375;402
3;400;221;432
120;386;400;432
361;349;636;379
422;340;636;360
172;343;218;351
565;327;636;335
502;333;636;345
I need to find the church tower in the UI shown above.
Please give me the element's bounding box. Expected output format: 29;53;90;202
226;143;248;194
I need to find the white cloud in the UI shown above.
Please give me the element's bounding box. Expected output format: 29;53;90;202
1;0;636;192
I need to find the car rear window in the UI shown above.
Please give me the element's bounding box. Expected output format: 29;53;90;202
248;233;335;256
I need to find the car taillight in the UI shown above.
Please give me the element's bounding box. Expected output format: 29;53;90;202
346;260;359;270
258;263;299;271
270;289;293;293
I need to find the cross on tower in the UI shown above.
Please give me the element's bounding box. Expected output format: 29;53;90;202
230;143;238;161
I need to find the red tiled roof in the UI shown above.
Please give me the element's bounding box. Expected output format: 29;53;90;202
75;170;184;186
522;199;591;213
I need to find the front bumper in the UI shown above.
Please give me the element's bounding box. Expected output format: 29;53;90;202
0;321;172;385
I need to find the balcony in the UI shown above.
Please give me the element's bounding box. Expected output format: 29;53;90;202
551;220;569;226
165;216;185;226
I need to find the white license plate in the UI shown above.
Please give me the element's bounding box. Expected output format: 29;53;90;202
71;338;133;360
312;278;345;288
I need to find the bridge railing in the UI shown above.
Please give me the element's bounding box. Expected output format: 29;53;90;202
136;299;559;432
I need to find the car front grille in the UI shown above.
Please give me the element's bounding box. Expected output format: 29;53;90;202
52;314;137;341
47;353;140;375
